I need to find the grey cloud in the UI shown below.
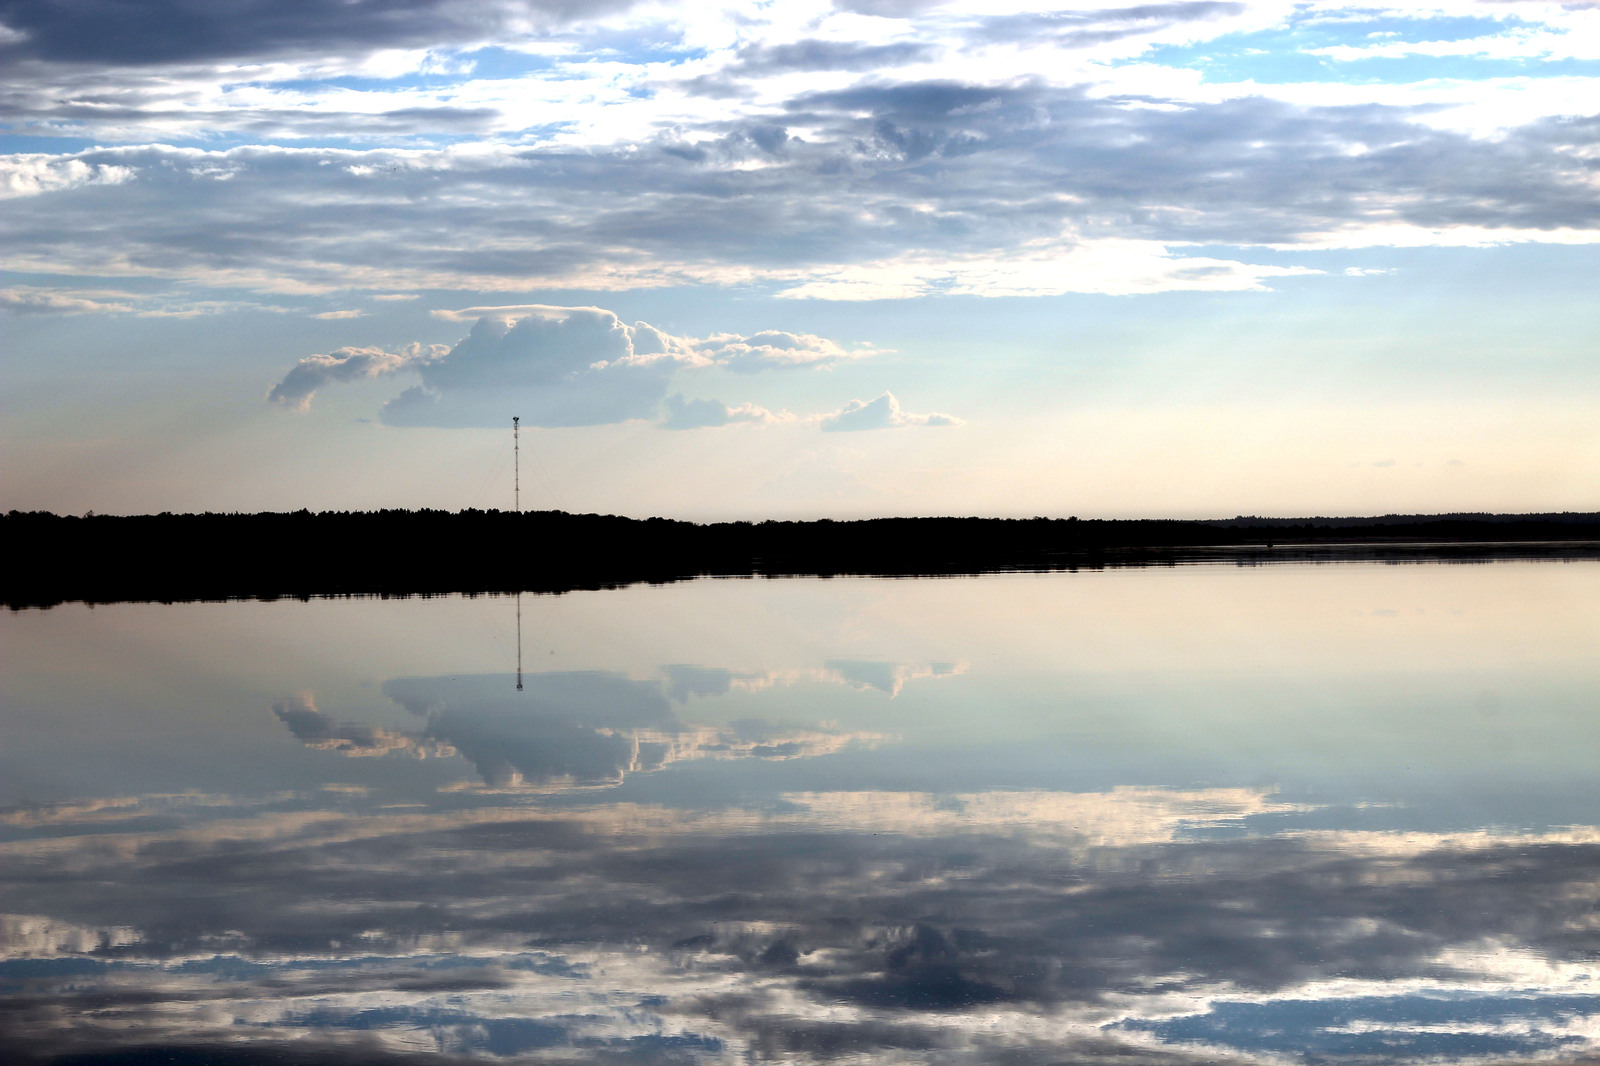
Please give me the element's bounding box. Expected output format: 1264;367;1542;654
378;372;668;429
0;0;639;68
0;286;134;314
977;2;1249;46
659;394;779;430
732;39;934;74
831;0;947;15
380;672;678;787
691;330;870;372
272;696;451;757
819;392;960;431
661;665;737;702
264;309;672;427
1119;990;1600;1061
824;659;961;695
416;310;638;391
0;98;504;144
7;83;1600;301
380;311;673;428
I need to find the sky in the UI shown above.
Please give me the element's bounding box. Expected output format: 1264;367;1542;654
1;0;1596;519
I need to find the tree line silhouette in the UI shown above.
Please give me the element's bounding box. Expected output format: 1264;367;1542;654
5;508;1597;608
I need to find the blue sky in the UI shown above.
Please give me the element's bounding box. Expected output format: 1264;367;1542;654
1;0;1596;518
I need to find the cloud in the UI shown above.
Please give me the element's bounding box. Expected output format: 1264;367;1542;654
774;240;1323;299
975;1;1250;48
0;285;296;317
0;286;135;314
427;303;623;323
265;342;447;411
6;778;1600;1066
687;330;880;372
0;0;640;67
268;306;876;427
272;695;453;758
822;659;963;696
275;673;886;790
311;309;365;320
0;155;134;198
378;310;682;428
0;914;140;957
9;69;1598;303
819;391;961;431
659;394;785;430
0;0;1596;323
660;661;964;700
730;39;935;74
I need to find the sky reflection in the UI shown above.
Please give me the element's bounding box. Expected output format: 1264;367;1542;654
2;563;1598;1064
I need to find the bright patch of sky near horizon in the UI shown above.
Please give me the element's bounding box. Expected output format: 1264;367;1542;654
0;0;1596;518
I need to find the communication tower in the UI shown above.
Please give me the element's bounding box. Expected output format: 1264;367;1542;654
514;416;524;691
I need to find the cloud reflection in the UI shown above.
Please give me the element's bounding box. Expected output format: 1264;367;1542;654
274;664;952;790
3;774;1599;1064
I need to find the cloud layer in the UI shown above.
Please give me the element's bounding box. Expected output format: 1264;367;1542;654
3;0;1596;306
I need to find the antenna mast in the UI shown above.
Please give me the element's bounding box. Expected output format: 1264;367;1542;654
514;418;524;691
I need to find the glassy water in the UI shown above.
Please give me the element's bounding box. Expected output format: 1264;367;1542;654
3;561;1597;1065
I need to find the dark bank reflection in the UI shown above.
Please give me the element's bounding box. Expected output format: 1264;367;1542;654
3;566;1599;1066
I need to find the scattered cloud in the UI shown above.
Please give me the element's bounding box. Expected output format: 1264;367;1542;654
0;286;135;314
311;309;365;320
688;331;882;372
820;391;962;431
660;394;787;429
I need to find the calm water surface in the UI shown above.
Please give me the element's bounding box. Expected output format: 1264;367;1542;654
2;562;1597;1065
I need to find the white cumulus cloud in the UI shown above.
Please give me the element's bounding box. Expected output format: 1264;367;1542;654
819;391;962;431
0;156;135;199
268;305;880;428
266;342;448;411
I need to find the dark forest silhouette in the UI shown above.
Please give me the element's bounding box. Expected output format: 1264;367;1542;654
4;509;1597;609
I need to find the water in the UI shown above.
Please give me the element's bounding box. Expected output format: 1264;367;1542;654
2;561;1597;1065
